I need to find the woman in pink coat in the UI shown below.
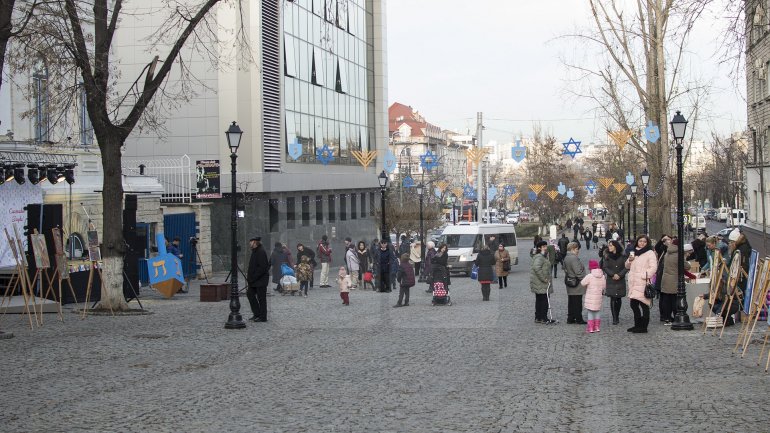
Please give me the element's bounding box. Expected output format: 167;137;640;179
581;260;606;333
624;235;658;333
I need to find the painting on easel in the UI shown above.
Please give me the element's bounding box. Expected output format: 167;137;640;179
87;230;101;262
31;234;50;269
52;227;64;255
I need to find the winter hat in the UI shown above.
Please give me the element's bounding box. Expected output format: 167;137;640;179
536;240;548;248
683;243;693;252
729;228;741;242
589;260;600;270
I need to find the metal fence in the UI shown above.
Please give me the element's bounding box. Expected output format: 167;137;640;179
122;154;192;203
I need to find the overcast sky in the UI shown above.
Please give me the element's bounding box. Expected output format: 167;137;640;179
385;0;745;146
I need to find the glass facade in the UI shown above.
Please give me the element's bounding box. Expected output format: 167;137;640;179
283;0;374;165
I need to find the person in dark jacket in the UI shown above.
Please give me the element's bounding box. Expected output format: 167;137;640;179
296;243;316;288
429;243;450;292
652;235;672;294
356;241;370;287
602;240;628;325
563;242;587;324
374;240;396;293
688;237;708;269
394;253;416;307
270;242;288;292
474;245;496;301
246;237;270;322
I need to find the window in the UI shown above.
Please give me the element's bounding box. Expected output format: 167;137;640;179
302;195;310;226
284;36;297;77
360;192;366;216
269;199;280;232
287;197;296;229
79;85;93;146
499;232;517;247
33;66;49;143
315;195;323;224
340;194;347;221
328;195;336;222
336;59;348;94
369;192;375;216
351;193;357;219
312;47;325;86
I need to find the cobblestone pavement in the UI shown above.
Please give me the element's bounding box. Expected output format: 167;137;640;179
1;244;769;432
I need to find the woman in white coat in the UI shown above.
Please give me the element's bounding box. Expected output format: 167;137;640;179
624;235;658;333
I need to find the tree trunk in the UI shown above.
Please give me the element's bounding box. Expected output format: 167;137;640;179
97;132;128;311
0;0;15;93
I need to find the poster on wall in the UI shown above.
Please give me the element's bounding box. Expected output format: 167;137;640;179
195;160;221;199
0;183;44;268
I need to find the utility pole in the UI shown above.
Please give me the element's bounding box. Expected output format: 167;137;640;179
477;112;484;222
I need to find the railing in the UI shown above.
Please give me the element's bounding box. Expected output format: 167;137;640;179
122;154;192;203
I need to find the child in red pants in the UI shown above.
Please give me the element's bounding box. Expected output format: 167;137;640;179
337;267;351;305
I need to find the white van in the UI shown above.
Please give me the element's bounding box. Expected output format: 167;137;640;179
693;215;707;234
438;222;518;275
729;209;746;227
717;207;730;222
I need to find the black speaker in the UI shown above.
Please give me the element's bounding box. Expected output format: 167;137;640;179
123;194;141;300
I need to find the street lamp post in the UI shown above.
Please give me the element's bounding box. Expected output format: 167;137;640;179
641;168;650;236
630;182;638;239
224;121;245;330
626;192;632;241
378;170;389;241
670;111;694;330
618;201;624;237
416;183;425;281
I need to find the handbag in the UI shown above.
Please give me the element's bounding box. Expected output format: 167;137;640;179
503;260;511;272
565;275;579;288
363;271;373;282
471;264;479;280
644;273;656;299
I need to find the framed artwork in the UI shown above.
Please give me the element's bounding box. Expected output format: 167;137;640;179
52;227;64;255
31;234;50;269
87;230;101;262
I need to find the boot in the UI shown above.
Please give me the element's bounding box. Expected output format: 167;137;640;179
633;315;649;333
612;299;620;325
586;320;594;333
595;318;601;332
627;316;639;332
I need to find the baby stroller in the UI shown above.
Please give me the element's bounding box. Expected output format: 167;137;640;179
431;266;452;306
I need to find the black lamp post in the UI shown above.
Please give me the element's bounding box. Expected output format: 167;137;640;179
626;192;632;241
378;170;389;241
618;201;624;236
641;168;650;235
416;183;425;280
670;111;694;330
225;121;245;330
630;182;638;239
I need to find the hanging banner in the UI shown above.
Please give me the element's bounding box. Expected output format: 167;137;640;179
609;130;633;151
316;144;335;165
420;150;440;170
511;140;527;163
463;184;477;199
644;121;661;143
435;180;449;192
625;171;636;186
598;177;615;190
566;189;575;199
557;182;567;195
288;139;303;160
529;184;545;196
451;187;464;199
466;148;489;166
503;185;516;196
403;176;415;188
509;192;520;202
528;191;538;202
195;160;222;199
613;183;627;193
561;137;582;159
487;186;498;202
546;190;559;200
585;180;597;194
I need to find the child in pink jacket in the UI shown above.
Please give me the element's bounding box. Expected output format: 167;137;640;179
581;260;606;333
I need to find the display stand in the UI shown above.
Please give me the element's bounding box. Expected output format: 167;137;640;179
702;251;727;333
29;229;59;323
734;258;770;357
2;227;37;328
718;252;745;339
80;226;111;318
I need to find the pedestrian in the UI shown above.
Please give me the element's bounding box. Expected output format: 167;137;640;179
166;237;187;293
563;242;587;324
486;234;499;251
531;240;555;324
423;241;436;288
474;245;496;301
581;259;606;333
584;228;592;250
625;234;658;333
374;239;395;293
246;237;269;322
602;240;627;325
431;243;450;288
296;255;312;297
270;242;288;293
547;241;558;278
345;245;359;289
296;243;316;288
394;253;415;307
660;239;690;325
282;243;294;267
389;242;400;292
410;237;423;279
337;266;351;305
356;241;370;289
317;235;332;288
398;234;410;257
494;243;511;288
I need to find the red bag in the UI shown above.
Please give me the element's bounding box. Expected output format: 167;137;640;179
363;271;373;282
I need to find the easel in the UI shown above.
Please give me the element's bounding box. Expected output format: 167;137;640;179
28;229;59;323
734;258;770;357
718;253;746;339
80;224;112;318
46;227;78;321
1;227;38;329
702;251;727;334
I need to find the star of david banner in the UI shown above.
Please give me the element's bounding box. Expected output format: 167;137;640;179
503;185;516;196
585;180;597;194
562;137;582;159
316;143;335;165
420;150;440;171
463;184;477;199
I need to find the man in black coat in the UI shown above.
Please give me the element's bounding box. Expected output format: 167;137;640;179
246;237;270;322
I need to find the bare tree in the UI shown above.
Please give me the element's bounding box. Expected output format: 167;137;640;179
563;0;713;238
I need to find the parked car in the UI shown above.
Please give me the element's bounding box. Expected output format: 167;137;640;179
506;213;519;224
705;209;717;220
717;228;732;239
